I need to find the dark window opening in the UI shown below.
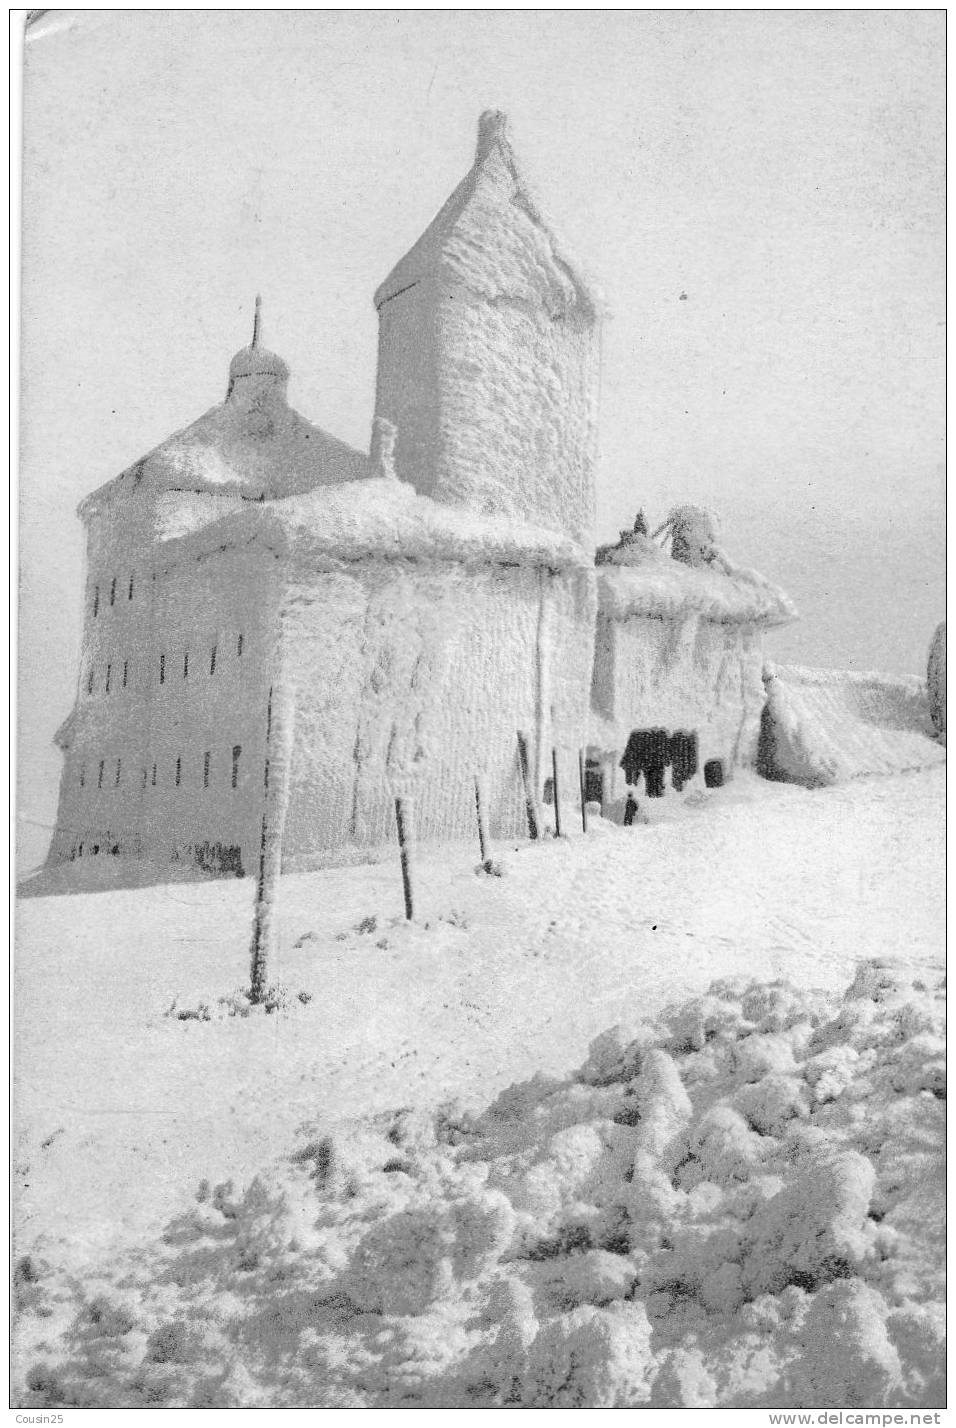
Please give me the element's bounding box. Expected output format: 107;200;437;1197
105;663;112;694
128;575;134;600
91;844;100;856
78;843;84;857
151;763;157;787
160;653;166;684
210;645;217;675
87;668;94;695
669;731;699;792
231;744;241;789
115;758;122;786
621;729;670;798
92;586;99;617
704;759;725;789
203;751;211;788
98;760;105;790
122;660;128;688
110;577;116;606
183;651;189;679
584;760;604;805
237;633;244;657
142;767;148;788
79;765;85;788
175;756;181;787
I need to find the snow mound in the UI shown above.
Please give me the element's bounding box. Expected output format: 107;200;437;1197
13;964;944;1409
760;663;946;787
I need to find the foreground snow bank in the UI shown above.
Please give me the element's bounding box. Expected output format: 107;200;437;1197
15;960;943;1409
760;664;944;787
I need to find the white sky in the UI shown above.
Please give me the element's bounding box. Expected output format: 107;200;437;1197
16;10;945;872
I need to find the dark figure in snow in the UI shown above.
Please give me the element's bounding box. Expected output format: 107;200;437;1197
632;509;648;537
623;792;639;825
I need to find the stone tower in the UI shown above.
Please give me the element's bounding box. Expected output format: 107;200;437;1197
373;111;602;548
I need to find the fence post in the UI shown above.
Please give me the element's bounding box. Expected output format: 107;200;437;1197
474;775;489;863
578;747;588;832
394;795;414;920
552;747;562;838
249;674;295;1004
516;731;539;840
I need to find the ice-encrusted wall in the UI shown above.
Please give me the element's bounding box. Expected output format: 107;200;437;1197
279;554;596;867
374;113;600;548
50;501;280;877
590;611;767;798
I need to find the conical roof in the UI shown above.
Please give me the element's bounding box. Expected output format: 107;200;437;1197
374;111;600;319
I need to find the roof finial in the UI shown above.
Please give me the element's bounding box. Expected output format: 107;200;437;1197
476;110;508;164
251;293;262;348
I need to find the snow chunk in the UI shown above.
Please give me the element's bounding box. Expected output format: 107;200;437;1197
743;1150;876;1298
522;1303;654;1407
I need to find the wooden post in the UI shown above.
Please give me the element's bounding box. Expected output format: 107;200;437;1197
474;775;489;863
249;676;295;1004
394;795;414;920
578;747;588;832
551;747;562;838
516;731;539;840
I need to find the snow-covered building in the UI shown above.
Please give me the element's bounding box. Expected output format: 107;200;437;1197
41;111;794;891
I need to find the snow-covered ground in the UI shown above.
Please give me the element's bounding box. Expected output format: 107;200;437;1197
13;766;945;1407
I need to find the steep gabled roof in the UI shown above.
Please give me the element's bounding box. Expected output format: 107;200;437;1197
374;111;601;319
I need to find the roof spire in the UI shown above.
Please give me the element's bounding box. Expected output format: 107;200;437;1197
476;110;508;164
251;293;263;348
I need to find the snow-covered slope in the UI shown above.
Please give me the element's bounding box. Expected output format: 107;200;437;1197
13;768;944;1407
760;664;945;787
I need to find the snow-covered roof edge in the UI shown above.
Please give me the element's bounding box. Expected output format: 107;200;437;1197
597;560;797;629
374;111;604;318
147;477;594;576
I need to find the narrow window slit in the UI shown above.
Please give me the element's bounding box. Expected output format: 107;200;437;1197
122;660;128;688
160;653;166;685
237;633;244;657
98;760;105;790
210;645;217;676
87;668;94;695
231;744;241;789
151;763;157;787
183;651;189;679
203;751;211;788
175;757;181;787
93;586;99;617
128;575;134;600
110;577;116;606
105;663;112;694
115;758;122;786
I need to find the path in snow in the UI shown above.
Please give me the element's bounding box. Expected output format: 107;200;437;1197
14;768;944;1271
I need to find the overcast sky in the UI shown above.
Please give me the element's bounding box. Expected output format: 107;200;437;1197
17;10;944;872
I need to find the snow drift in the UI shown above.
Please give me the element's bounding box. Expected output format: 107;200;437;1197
759;663;945;787
14;960;944;1409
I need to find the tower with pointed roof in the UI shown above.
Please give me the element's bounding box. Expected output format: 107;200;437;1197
373;111;601;548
